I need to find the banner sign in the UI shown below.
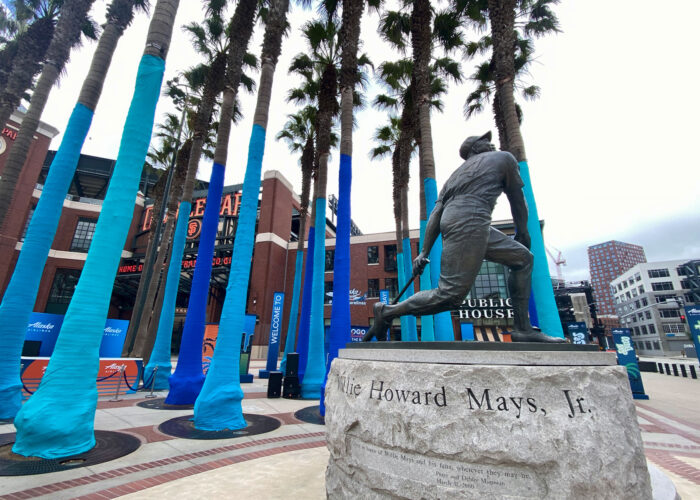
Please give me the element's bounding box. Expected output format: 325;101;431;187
349;289;367;306
612;328;648;399
202;314;257;382
350;326;369;342
685;306;700;361
20;357;142;398
99;319;130;357
567;322;588;345
24;313;129;358
379;290;389;305
260;292;285;378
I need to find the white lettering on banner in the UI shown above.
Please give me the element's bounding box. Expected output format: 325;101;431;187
105;363;126;372
457;297;514;320
27;321;55;330
103;327;123;335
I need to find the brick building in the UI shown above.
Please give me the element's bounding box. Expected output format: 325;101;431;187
587;240;647;331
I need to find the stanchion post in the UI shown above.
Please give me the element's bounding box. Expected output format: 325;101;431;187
146;365;159;399
109;366;124;402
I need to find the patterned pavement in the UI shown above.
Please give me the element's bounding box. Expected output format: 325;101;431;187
0;361;698;499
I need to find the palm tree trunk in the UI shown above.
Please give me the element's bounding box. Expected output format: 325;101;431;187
0;16;54;127
131;139;191;362
279;138;314;374
488;0;563;338
193;0;289;431
0;0;138;420
12;0;180;459
166;0;259;406
0;0;96;228
320;0;365;413
411;0;452;341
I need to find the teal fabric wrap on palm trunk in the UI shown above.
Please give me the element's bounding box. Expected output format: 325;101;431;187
193;124;267;431
144;200;192;390
518;160;563;338
301;199;327;399
12;55;166;458
0;103;93;419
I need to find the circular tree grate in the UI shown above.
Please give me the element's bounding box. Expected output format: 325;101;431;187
158;413;280;440
0;430;141;476
294;405;325;426
136;398;194;411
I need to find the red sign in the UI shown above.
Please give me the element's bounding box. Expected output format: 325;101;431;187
142;191;242;231
20;357;143;398
118;254;232;275
1;127;17;141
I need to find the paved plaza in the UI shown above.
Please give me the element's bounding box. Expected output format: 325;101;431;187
1;358;699;499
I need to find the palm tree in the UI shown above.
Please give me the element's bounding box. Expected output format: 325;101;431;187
0;0;146;421
0;0;98;227
12;0;181;459
485;0;563;337
193;0;291;431
166;0;259;406
0;1;62;122
276;105;316;375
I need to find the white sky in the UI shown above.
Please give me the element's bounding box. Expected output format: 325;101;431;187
35;0;700;282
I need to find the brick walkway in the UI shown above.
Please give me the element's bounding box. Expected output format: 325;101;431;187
1;363;698;499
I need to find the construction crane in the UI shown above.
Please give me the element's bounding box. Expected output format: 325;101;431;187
546;246;567;282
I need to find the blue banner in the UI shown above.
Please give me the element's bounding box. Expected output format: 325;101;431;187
612;328;648;400
567;322;588;345
24;312;64;356
379;290;389;305
24;313;128;358
99;319;129;357
460;323;475;341
260;292;284;378
684;305;700;362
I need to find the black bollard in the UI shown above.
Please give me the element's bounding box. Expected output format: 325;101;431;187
680;365;688;377
672;364;679;377
690;365;698;379
665;363;671;375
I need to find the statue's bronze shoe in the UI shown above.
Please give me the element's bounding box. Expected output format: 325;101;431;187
363;303;390;341
510;329;567;343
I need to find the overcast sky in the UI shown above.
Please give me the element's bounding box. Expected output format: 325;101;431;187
27;0;700;282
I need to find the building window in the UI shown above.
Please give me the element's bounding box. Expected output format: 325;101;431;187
659;309;680;318
645;341;652;350
680;279;690;289
385;277;398;300
70;218;98;252
645;310;652;320
651;282;674;291
648;324;656;334
648;269;670;278
662;323;685;334
20;207;35;241
324;281;333;304
384;245;397;272
656;294;676;303
367;246;379;264
640;325;648;335
653;341;660;349
638;285;644;293
45;268;81;314
367;279;379;298
325;249;335;272
471;261;508;299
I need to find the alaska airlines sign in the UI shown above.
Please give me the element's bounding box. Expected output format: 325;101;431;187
455;298;514;320
142;191;242;231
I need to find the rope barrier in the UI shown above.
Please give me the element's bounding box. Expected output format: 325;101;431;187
96;371;120;382
122;368;141;392
22;382;35;395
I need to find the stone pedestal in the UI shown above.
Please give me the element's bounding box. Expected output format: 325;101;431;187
325;343;652;499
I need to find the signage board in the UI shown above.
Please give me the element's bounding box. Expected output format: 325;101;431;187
684;306;700;361
567;322;588;345
612;328;648;399
260;292;285;378
201;315;257;382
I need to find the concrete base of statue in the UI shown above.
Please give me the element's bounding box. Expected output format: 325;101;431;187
325;342;657;499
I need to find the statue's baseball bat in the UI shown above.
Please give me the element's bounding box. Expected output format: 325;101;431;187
391;258;430;305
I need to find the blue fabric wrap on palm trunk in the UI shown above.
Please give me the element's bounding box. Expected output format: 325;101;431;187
518;160;563;338
144;201;191;390
418;219;435;341
166;161;226;405
12;55;165;458
296;226;315;383
301;199;327;399
193;124;267;430
0;103;93;419
321;153;352;414
424;177;454;340
401;237;418;341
